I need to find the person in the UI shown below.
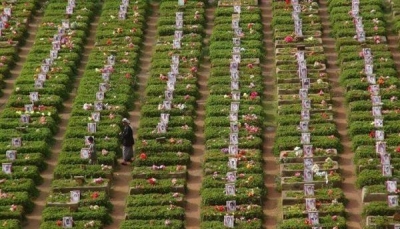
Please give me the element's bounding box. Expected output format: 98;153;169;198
88;136;96;165
120;118;134;165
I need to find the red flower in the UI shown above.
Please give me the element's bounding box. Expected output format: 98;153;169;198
106;39;112;45
214;205;225;212
56;220;62;226
140;153;147;160
332;215;338;221
396;146;400;153
91;192;99;199
148;178;157;185
369;131;375;138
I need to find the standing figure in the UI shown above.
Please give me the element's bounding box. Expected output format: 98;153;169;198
88;136;96;165
120;118;134;165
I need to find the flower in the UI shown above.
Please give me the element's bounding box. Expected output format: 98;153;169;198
295;172;301;177
284;35;293;43
165;220;171;226
148;178;157;185
171;178;177;185
101;149;108;156
249;91;258;100
91;192;99;199
312;164;319;173
9;204;17;212
93;177;104;184
89;205;99;210
169;193;179;201
214;205;225;212
140;153;147;160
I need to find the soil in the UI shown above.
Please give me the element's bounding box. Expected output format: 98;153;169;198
260;1;281;228
103;3;160;229
184;6;215;229
319;0;363;228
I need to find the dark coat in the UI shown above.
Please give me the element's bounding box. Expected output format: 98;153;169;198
121;125;134;146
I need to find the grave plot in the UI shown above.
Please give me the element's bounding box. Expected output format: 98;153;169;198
38;1;148;228
327;0;400;227
200;3;266;229
120;1;206;228
271;0;347;228
0;0;38;97
0;0;99;227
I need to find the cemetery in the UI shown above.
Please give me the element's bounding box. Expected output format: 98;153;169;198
1;0;400;228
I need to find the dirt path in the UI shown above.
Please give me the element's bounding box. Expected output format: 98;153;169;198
23;15;101;229
103;4;159;229
259;1;280;228
318;1;362;228
184;6;214;229
386;12;400;71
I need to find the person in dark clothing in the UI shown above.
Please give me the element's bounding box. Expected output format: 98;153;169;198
88;136;96;165
120;118;134;165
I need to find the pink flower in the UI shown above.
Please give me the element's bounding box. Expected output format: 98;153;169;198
295;172;301;177
172;192;180;198
9;204;17;212
284;35;293;43
249;91;258;100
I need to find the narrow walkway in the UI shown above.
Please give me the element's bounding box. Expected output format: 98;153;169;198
104;4;159;229
259;1;279;228
185;6;214;229
24;16;101;229
319;1;362;228
386;12;400;71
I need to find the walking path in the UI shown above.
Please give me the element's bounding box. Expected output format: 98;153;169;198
319;0;362;228
259;0;280;228
185;6;215;229
104;3;160;229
